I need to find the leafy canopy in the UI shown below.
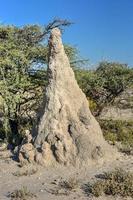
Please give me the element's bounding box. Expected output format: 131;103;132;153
0;19;77;143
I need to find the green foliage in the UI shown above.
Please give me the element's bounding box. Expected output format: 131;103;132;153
96;62;133;101
75;69;96;94
99;119;133;147
103;132;117;145
87;98;98;112
90;169;133;197
64;44;78;66
0;25;44;144
75;62;133;115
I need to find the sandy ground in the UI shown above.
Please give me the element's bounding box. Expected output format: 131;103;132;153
0;151;133;200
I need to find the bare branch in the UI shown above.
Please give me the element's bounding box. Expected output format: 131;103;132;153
36;18;73;43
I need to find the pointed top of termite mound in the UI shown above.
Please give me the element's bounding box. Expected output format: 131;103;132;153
48;28;64;55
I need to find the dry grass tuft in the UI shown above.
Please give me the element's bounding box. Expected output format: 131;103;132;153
48;177;79;196
13;165;38;177
8;186;36;200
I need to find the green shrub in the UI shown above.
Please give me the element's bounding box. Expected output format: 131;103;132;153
87;98;98;114
99;119;133;148
90;169;133;197
75;62;133;116
103;132;117;145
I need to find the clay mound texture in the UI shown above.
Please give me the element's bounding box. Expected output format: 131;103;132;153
28;28;117;167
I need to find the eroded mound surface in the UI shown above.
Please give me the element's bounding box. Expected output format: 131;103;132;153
19;28;117;167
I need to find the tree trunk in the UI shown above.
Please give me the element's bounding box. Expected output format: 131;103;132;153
9;118;22;146
9;119;18;136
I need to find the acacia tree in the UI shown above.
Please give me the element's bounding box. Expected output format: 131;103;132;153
76;62;133;116
0;19;75;144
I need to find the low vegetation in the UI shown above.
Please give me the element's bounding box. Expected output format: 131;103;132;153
99;119;133;150
13;166;38;177
59;177;79;191
89;169;133;197
8;186;36;200
49;177;79;196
